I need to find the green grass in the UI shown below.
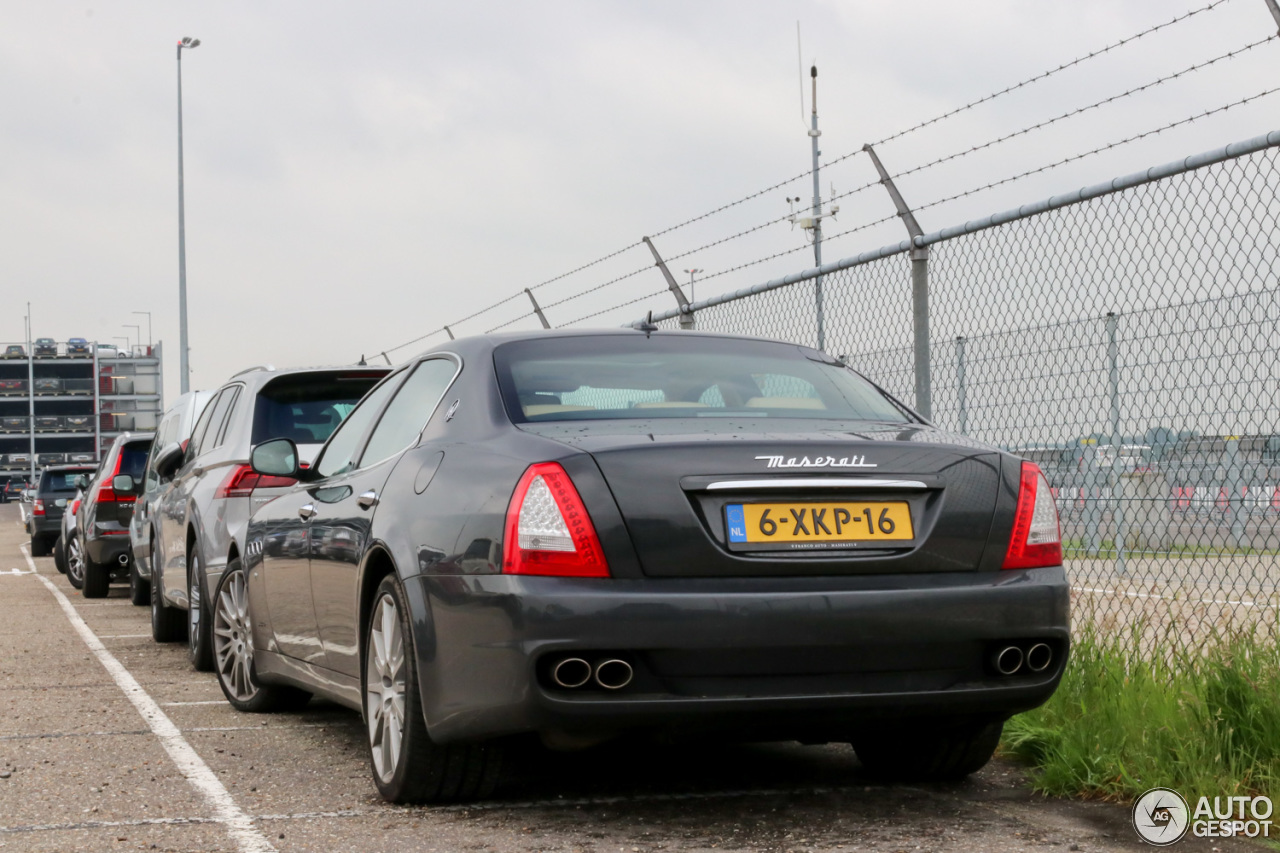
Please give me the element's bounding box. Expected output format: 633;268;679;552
1002;624;1280;801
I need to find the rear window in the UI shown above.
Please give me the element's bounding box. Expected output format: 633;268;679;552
252;372;386;445
40;470;95;494
494;335;912;424
119;442;152;480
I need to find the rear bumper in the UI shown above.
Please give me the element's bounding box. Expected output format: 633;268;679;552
30;517;61;537
406;566;1070;744
86;531;132;568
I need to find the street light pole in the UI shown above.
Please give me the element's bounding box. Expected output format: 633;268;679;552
177;36;200;394
123;324;141;354
133;311;152;351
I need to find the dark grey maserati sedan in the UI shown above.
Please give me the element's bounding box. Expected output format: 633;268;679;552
215;330;1069;803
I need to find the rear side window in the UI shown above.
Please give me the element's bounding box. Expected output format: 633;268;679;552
494;335;912;424
358;359;458;467
252;372;386;446
184;394;221;464
196;387;238;457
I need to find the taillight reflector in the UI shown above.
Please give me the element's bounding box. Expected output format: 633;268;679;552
33;499;44;516
503;462;608;578
215;464;296;499
1003;461;1063;570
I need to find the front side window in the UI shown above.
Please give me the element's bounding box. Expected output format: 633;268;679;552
314;372;405;479
494;335;912;424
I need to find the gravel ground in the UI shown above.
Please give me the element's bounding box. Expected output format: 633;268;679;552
0;503;1264;852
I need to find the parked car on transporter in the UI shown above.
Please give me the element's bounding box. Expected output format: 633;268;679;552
66;338;90;356
213;330;1071;804
148;366;388;669
33;338;58;357
67;432;153;597
128;390;215;605
27;463;97;556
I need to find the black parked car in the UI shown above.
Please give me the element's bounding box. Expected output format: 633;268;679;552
68;432;153;597
34;338;58;357
2;478;29;503
28;464;97;555
218;330;1069;804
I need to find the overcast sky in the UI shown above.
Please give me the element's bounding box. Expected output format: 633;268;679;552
2;1;1276;402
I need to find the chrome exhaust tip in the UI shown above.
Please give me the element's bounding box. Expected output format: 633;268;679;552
1026;642;1052;672
993;645;1024;676
117;553;130;566
593;659;634;690
551;657;592;689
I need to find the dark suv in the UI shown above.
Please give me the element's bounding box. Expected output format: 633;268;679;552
27;465;97;555
69;432;153;598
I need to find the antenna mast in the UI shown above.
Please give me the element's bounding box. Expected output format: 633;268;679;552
786;64;838;350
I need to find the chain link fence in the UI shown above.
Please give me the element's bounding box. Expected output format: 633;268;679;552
648;132;1280;651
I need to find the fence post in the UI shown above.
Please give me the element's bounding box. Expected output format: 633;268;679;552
955;336;967;434
1224;435;1247;550
1082;440;1101;554
863;144;931;418
1106;312;1126;576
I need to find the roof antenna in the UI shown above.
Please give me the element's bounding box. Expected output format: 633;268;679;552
637;310;658;337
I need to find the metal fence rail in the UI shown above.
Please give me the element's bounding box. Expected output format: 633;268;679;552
641;131;1280;651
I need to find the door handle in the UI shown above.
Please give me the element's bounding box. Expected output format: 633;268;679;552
357;490;379;510
298;504;316;520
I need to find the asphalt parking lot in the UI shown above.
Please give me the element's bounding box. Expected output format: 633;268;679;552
0;503;1256;853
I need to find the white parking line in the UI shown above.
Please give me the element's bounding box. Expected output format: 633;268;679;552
22;545;276;853
163;700;228;707
98;633;153;639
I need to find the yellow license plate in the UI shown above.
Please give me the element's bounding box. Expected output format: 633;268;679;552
726;502;914;546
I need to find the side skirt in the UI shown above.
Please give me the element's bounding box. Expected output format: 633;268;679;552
255;649;362;712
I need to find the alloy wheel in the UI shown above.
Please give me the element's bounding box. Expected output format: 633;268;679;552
67;536;85;586
188;556;201;655
213;571;257;702
366;594;407;783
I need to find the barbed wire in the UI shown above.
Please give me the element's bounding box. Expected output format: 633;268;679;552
869;0;1234;148
559;288;671;327
913;86;1280;216
368;0;1242;358
886;34;1276;185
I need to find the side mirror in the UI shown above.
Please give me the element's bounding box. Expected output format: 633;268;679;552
251;438;301;479
112;474;136;494
154;442;184;481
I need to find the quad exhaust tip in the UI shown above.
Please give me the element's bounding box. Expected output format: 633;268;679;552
593;659;633;690
551;657;592;689
993;645;1024;676
1026;642;1053;672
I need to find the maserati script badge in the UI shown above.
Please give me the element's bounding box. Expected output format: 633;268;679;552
755;455;877;469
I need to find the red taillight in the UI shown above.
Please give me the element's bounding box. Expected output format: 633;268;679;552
91;453;135;505
215;464;297;499
33;499;44;516
70;498;81;515
1003;461;1063;570
502;462;609;578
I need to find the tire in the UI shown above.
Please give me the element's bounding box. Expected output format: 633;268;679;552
852;720;1004;782
30;535;50;557
212;559;311;713
54;535;67;574
66;534;87;590
364;574;502;803
151;543;186;643
129;559;149;606
187;550;214;671
82;544;110;599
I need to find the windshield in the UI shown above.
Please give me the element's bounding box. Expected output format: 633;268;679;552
494;335;913;424
252;372;386;445
40;469;95;494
